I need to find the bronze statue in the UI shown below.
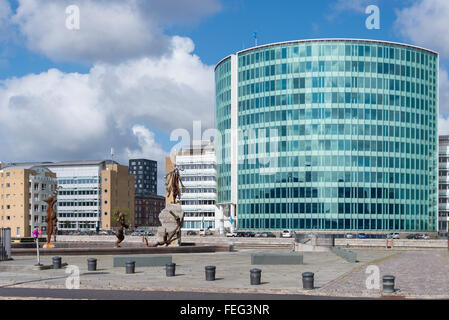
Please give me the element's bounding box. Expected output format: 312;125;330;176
143;166;185;247
43;191;58;248
143;210;183;247
114;211;129;248
165;167;186;204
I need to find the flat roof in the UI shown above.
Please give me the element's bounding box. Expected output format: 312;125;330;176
215;38;438;70
44;160;118;167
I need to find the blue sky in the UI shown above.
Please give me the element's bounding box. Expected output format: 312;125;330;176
3;0;436;77
0;0;448;193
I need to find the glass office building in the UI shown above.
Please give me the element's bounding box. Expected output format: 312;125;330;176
215;39;438;231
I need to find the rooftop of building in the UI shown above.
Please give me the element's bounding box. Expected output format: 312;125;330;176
135;194;165;200
216;38;438;70
129;159;157;163
0;160;120;170
180;141;215;154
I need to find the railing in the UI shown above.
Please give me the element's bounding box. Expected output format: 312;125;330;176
0;228;12;261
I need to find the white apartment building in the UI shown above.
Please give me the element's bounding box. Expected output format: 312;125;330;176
44;160;108;231
176;142;220;231
29;166;58;232
439;136;449;237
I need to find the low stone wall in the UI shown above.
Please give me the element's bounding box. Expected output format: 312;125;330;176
335;238;448;249
56;235;294;245
53;236;448;249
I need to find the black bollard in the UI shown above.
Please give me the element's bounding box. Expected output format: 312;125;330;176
205;266;216;281
52;256;62;269
382;275;395;293
126;261;135;274
87;258;97;271
302;272;314;290
250;268;261;285
166;263;176;277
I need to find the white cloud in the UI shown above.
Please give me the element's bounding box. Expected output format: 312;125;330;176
439;116;449;135
125;125;168;194
10;0;221;64
11;0;169;64
394;0;449;57
0;36;215;183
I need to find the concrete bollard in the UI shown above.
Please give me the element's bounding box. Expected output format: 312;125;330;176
52;256;62;269
205;266;216;281
382;275;395;293
87;258;97;271
302;272;314;290
126;261;135;274
250;268;261;285
166;263;176;277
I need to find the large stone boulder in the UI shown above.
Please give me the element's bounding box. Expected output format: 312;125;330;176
156;204;184;246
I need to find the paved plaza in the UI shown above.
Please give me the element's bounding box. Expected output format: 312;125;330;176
1;248;448;299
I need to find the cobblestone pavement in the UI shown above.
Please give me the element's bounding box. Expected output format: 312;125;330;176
1;249;448;298
317;250;449;298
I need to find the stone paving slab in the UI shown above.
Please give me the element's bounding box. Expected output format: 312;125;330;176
0;249;395;296
7;249;449;299
316;249;449;298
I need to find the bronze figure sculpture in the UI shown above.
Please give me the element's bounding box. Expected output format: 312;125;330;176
143;166;185;247
114;211;129;248
165;167;186;204
43;190;58;248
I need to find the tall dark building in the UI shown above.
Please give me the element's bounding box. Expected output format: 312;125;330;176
129;159;157;196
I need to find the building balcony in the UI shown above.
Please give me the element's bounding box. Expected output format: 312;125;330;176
183;181;216;188
180;169;216;176
182;193;216;200
181;205;217;212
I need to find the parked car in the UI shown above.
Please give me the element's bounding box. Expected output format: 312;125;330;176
281;229;295;238
98;230;109;235
387;233;400;239
200;228;212;236
414;233;430;239
244;232;256;237
407;233;417;239
358;233;367;239
186;230;197;236
226;232;237;237
236;232;246;237
344;233;354;239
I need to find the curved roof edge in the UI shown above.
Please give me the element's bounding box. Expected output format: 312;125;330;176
214;54;233;71
215;38;438;70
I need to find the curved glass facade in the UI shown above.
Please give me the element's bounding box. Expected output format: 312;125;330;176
215;39;438;231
